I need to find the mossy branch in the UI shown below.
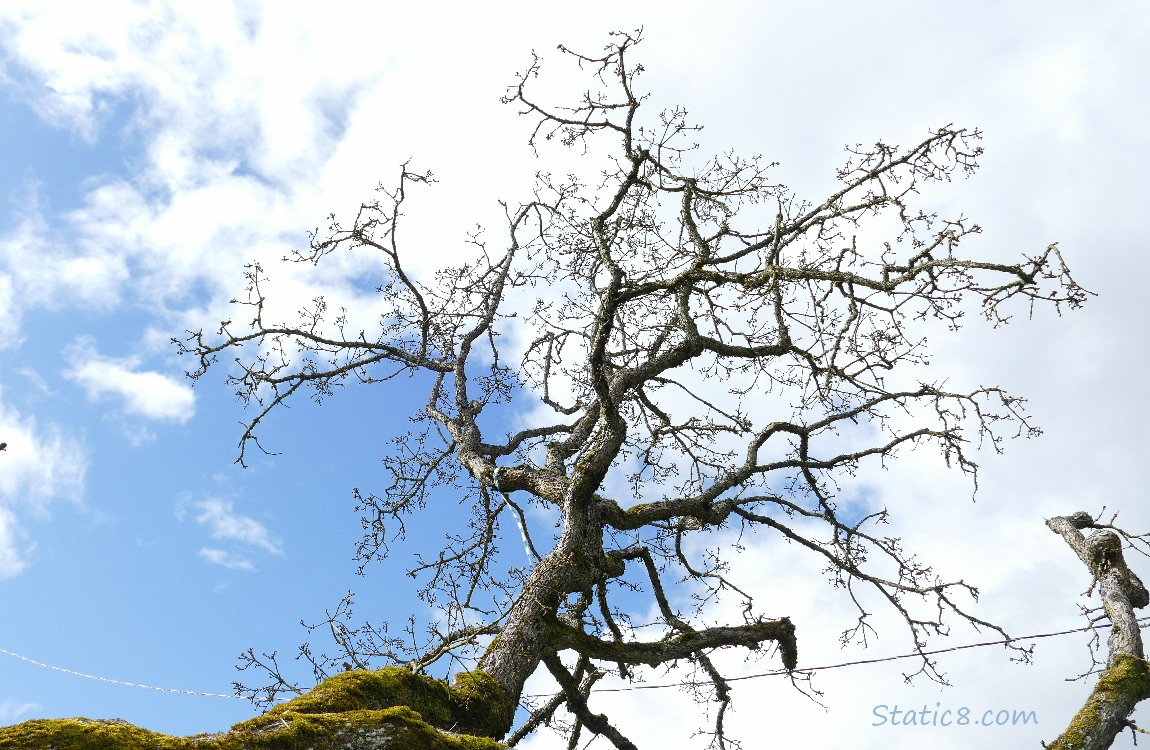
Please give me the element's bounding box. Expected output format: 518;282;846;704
1045;513;1150;750
0;667;509;749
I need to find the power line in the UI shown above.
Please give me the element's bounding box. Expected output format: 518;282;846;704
3;617;1145;702
0;647;243;700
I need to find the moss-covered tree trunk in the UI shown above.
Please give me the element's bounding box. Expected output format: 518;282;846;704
0;667;511;750
1045;513;1150;750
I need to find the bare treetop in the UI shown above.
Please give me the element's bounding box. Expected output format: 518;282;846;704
178;29;1090;749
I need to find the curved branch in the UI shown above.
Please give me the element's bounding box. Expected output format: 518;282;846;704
1046;513;1150;750
547;616;797;670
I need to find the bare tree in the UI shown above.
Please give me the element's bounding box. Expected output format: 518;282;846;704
177;30;1090;748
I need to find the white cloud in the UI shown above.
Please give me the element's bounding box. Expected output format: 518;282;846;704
0;394;86;514
194;498;281;555
0;196;129;349
64;338;194;423
0;274;18;345
0;507;29;579
0;700;40;724
0;0;595;355
0;389;86;578
198;547;254;571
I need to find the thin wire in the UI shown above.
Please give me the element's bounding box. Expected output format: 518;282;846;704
525;617;1150;697
0;647;243;699
4;618;1145;702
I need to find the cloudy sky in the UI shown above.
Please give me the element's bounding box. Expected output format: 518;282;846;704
1;2;1148;748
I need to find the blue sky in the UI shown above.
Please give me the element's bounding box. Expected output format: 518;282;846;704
1;2;1148;748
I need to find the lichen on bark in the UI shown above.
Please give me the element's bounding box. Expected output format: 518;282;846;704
1045;514;1150;750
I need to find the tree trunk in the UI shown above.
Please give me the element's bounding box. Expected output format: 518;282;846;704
478;482;607;736
1045;513;1150;750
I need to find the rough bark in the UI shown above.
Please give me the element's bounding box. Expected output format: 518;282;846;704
1045;513;1150;750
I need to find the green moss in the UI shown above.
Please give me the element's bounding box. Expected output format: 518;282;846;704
258;668;456;728
1101;654;1150;700
242;667;511;740
1046;654;1150;749
0;668;509;750
449;670;512;739
0;718;182;750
